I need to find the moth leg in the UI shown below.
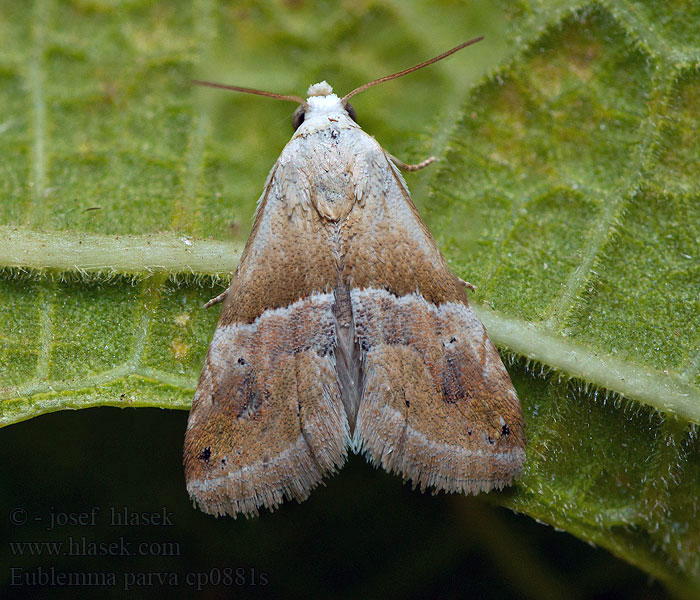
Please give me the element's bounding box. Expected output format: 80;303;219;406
203;289;228;309
388;153;436;172
459;278;476;292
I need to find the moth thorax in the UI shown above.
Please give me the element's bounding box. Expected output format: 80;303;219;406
307;81;334;97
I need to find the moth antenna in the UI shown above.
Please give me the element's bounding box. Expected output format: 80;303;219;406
192;80;308;107
341;36;484;102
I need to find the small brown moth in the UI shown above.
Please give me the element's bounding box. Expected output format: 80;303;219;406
184;38;525;517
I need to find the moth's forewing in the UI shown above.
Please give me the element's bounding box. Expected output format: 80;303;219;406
184;148;349;517
340;149;525;491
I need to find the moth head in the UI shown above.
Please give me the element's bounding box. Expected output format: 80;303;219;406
292;81;357;131
192;37;483;129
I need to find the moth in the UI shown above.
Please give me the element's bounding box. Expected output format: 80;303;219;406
184;39;525;517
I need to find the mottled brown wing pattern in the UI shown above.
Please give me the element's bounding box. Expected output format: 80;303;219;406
341;157;466;305
351;289;525;493
184;293;350;517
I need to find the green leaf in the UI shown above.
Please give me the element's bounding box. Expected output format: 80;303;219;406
1;0;698;594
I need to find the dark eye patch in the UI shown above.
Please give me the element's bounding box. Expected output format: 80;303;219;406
292;105;305;131
344;102;357;123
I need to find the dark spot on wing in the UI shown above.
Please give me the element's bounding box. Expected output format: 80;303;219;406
199;446;211;462
441;356;470;403
293;344;311;356
235;369;265;420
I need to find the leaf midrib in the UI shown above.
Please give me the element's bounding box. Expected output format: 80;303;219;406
2;227;698;425
0;226;242;274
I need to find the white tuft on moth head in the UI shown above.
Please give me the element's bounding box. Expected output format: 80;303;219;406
301;82;349;124
306;81;333;97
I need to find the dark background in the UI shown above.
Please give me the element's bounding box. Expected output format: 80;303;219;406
1;407;668;599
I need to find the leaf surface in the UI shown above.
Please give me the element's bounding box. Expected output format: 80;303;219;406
1;0;698;592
